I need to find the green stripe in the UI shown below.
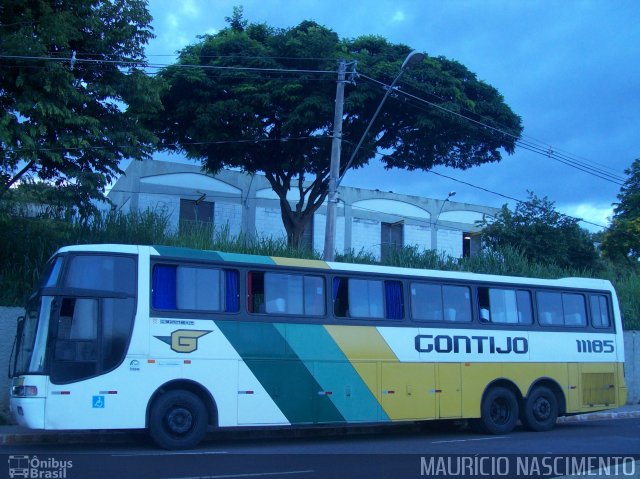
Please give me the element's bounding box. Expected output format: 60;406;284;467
275;323;388;422
217;252;275;265
152;245;224;262
216;321;345;424
152;246;275;266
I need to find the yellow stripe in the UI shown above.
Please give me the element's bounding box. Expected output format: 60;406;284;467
271;257;330;269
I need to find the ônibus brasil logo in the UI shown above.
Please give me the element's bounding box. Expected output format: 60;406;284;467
8;455;72;478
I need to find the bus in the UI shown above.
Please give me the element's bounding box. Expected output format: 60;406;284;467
9;244;627;449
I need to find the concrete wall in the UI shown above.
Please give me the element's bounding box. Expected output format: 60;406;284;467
0;307;22;420
624;330;640;405
1;305;637;423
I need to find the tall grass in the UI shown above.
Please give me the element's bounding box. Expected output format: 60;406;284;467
0;209;638;329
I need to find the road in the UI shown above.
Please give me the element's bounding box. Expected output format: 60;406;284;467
2;419;639;479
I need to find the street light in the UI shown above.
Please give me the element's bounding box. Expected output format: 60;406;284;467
323;50;426;261
433;190;456;230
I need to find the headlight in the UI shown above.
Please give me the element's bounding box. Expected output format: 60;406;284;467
12;385;38;397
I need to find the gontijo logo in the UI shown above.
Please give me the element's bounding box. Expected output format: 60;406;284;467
154;329;211;353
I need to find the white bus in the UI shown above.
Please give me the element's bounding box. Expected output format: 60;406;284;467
10;244;627;449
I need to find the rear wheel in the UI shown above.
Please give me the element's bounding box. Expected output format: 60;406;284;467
149;390;208;450
521;386;558;432
478;386;519;435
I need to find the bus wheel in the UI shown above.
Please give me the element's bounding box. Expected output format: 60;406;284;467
149;390;208;450
479;387;519;435
521;386;558;432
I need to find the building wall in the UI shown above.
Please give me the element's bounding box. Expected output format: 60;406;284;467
107;160;500;259
404;224;432;251
437;228;463;258
351;217;382;260
215;203;243;238
255;207;287;240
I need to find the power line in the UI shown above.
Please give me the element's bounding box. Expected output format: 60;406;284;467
0;54;338;75
360;74;625;185
3;135;333;155
342;138;609;230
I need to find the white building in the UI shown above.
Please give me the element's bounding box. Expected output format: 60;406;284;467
107;160;499;260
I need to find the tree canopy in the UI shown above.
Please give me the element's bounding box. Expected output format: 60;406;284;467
154;10;523;247
601;158;640;264
479;192;599;270
0;0;162;207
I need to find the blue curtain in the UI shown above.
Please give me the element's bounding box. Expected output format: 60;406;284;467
152;265;177;310
332;277;341;301
385;281;403;320
225;270;239;312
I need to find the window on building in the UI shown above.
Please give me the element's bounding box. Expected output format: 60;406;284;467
248;271;325;316
478;287;533;325
333;277;404;320
301;219;314;251
537;291;587;327
411;283;472;322
462;232;481;258
180;198;214;233
381;222;403;261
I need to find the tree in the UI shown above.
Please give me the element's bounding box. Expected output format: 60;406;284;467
601;158;640;263
0;0;162;206
154;10;523;247
479;192;599;270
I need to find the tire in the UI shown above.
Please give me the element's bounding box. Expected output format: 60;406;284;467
478;386;519;435
149;390;208;450
521;386;558;432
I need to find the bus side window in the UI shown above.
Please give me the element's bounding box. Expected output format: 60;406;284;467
590;295;611;328
442;285;472;322
152;264;239;313
478;287;533;325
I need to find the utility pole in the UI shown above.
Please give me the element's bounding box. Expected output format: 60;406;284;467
323;60;346;261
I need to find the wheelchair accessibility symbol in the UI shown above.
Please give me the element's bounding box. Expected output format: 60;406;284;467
92;395;105;408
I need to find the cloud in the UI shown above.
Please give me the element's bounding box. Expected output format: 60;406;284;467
392;10;406;22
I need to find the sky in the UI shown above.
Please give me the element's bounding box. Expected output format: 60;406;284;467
144;0;640;231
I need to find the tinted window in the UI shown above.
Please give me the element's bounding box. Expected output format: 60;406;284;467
41;257;63;288
249;272;325;316
334;277;402;320
411;283;471;322
411;283;443;321
65;255;135;294
177;266;222;311
537;291;587;327
348;279;384;318
152;264;239;313
590;295;611;328
478;288;533;325
50;295;135;384
265;273;325;316
563;293;587;327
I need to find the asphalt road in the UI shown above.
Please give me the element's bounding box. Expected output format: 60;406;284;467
2;419;639;479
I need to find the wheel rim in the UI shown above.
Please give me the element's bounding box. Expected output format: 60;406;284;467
165;406;194;436
532;396;551;422
490;397;511;425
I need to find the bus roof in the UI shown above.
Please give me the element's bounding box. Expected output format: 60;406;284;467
55;244;614;292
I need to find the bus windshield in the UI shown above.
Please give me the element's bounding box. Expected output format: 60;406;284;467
14;296;54;376
12;256;64;376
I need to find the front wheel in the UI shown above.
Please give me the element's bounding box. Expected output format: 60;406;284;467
478;386;519;435
149;390;208;450
521;386;558;432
